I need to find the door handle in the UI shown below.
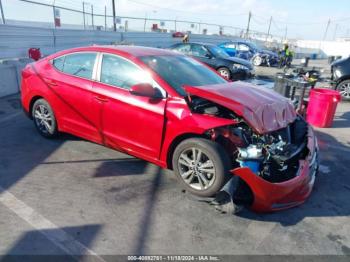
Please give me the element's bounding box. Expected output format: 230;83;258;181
94;96;109;103
44;79;58;86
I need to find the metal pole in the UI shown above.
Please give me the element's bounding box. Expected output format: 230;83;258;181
91;5;94;30
144;13;147;32
52;4;56;29
0;0;5;24
322;19;331;41
284;26;287;41
112;0;116;31
82;2;85;29
104;5;107;31
265;16;272;42
175;19;177;31
245;11;251;38
333;23;338;40
198;22;200;34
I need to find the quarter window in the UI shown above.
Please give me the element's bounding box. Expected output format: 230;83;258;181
100;54;152;90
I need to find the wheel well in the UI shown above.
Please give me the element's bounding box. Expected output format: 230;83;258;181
28;96;43;119
336;77;350;87
166;133;207;170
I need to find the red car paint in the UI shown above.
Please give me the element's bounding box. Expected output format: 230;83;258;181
21;45;317;212
184;82;297;134
232;126;317;212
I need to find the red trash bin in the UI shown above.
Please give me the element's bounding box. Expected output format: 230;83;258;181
306;88;341;128
28;48;42;61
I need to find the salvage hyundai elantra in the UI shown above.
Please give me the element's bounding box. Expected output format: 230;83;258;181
21;46;319;212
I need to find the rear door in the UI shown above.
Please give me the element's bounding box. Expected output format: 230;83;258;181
91;53;167;161
44;52;102;143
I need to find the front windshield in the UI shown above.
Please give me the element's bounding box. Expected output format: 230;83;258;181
208;46;230;58
140;55;227;96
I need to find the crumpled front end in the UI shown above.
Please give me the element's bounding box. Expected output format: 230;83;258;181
231;124;318;212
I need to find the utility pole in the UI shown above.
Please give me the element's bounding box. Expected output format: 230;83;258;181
265;16;272;42
104;5;107;31
91;5;94;30
0;0;6;24
82;2;86;29
333;23;338;40
322;18;331;41
245;11;252;38
112;0;117;31
284;26;288;41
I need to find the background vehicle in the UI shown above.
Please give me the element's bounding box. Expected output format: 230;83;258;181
21;45;317;212
218;41;279;67
169;42;253;80
331;56;350;100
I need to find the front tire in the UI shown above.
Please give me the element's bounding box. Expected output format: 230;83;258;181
252;55;263;66
336;79;350;101
32;99;58;138
217;67;231;80
172;138;231;197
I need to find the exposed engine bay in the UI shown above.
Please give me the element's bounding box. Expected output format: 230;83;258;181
188;96;309;183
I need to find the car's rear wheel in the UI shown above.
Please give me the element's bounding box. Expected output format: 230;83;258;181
252;55;263;66
32;99;58;138
172;138;231;197
336;79;350;101
217;67;231;80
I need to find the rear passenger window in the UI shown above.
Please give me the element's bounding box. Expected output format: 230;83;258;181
62;53;97;79
52;53;97;80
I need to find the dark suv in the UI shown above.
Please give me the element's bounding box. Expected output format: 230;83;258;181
331;56;350;100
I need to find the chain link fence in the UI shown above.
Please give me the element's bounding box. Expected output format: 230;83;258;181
0;0;285;44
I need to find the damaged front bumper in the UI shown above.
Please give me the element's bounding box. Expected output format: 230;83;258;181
231;126;318;212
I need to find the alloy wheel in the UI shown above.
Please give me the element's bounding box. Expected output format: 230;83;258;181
34;104;54;134
178;147;216;190
339;82;350;99
218;69;230;79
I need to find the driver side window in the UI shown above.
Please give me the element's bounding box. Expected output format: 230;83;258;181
237;44;250;51
190;44;210;58
100;54;150;90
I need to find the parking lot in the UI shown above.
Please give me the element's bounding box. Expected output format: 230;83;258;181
0;62;350;259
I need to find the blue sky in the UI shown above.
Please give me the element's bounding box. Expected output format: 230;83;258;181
2;0;350;40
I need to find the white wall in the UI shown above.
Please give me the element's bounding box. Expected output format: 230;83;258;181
296;40;350;58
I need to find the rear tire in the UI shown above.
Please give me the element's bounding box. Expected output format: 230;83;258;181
172;138;231;197
32;99;58;138
336;79;350;101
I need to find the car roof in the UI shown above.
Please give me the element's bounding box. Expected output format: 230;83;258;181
49;45;179;59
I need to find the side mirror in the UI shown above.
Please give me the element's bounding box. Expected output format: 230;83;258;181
129;83;163;98
205;53;213;59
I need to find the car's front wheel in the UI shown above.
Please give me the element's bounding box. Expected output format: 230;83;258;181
172;138;231;197
32;99;58;138
336;79;350;101
217;67;231;80
252;55;263;66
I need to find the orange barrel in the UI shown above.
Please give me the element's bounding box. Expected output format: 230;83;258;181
306;88;341;128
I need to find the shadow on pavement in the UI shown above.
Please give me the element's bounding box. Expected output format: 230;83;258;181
237;129;350;226
94;158;148;177
0;224;101;260
333;110;350;128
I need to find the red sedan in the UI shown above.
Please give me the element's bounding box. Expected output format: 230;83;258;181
21;45;318;212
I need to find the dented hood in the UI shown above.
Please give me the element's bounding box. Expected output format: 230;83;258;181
184;81;297;134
